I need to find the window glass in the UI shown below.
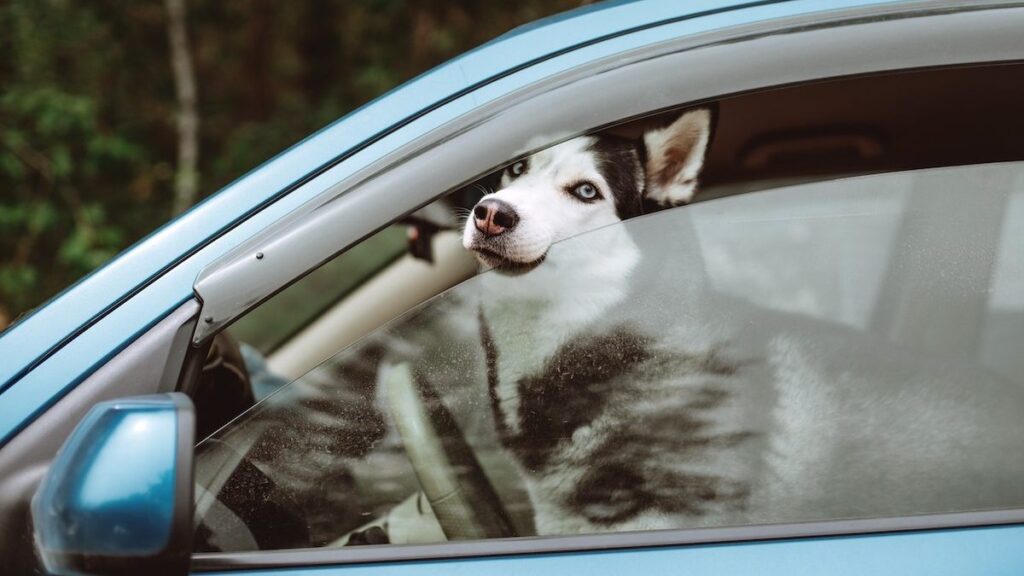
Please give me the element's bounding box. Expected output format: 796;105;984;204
194;162;1024;552
693;183;906;329
983;173;1024;381
229;226;407;354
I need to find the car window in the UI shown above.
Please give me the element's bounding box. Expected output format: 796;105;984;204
193;161;1024;553
228;226;407;354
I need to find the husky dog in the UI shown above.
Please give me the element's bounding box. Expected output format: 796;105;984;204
461;109;1024;535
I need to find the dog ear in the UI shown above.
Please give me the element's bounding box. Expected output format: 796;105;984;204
642;107;713;207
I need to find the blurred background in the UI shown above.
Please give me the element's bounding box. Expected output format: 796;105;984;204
0;0;591;329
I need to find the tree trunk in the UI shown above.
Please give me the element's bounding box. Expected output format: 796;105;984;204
165;0;199;215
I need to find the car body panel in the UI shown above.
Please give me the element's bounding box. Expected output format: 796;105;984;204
190;524;1024;575
0;0;931;444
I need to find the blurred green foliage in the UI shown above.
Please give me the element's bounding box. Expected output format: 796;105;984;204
0;0;586;327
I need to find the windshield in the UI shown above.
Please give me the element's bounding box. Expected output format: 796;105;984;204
194;162;1024;552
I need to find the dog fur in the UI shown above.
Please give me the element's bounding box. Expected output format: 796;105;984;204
461;109;1024;535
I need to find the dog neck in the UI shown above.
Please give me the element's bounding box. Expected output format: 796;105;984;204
476;226;640;436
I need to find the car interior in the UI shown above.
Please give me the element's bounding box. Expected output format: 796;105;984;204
190;62;1024;551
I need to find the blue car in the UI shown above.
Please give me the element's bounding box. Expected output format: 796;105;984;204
4;1;1024;574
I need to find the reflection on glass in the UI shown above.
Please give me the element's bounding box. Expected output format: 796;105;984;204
195;162;1024;552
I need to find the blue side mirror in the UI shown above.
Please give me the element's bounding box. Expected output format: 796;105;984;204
32;393;195;576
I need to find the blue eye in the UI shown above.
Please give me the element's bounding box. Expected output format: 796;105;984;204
508;161;527;178
571;182;599;201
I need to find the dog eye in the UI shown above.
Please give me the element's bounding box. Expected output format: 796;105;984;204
570;182;600;201
508;161;527;178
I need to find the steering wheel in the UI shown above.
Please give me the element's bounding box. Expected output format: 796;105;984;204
383;363;516;540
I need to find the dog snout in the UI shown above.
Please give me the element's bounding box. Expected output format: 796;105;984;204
473;198;519;237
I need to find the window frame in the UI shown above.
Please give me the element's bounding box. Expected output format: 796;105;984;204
186;3;1024;570
228;226;409;355
194;509;1024;570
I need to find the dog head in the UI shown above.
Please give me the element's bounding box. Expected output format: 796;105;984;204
462;108;712;271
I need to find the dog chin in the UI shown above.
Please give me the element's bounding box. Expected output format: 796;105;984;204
471;247;547;275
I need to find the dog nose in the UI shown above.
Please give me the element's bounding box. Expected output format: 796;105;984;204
473;199;519;237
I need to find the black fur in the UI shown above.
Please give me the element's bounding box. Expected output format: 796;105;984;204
567;385;754;524
479;309;509;442
484;319;757;525
588;136;645;220
569;463;652;524
509;328;653;471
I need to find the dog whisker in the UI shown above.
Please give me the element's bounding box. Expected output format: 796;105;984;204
470;182;494;198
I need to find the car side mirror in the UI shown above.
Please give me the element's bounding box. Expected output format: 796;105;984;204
32;393;195;576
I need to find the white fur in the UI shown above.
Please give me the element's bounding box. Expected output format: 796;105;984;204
477;226;640;435
462;137;624;266
462;110;712;271
454;109;1024;537
461;112;712;436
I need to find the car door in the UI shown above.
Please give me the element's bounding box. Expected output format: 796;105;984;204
187;157;1024;569
3;1;1024;574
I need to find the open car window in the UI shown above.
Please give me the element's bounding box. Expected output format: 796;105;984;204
194;161;1024;553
